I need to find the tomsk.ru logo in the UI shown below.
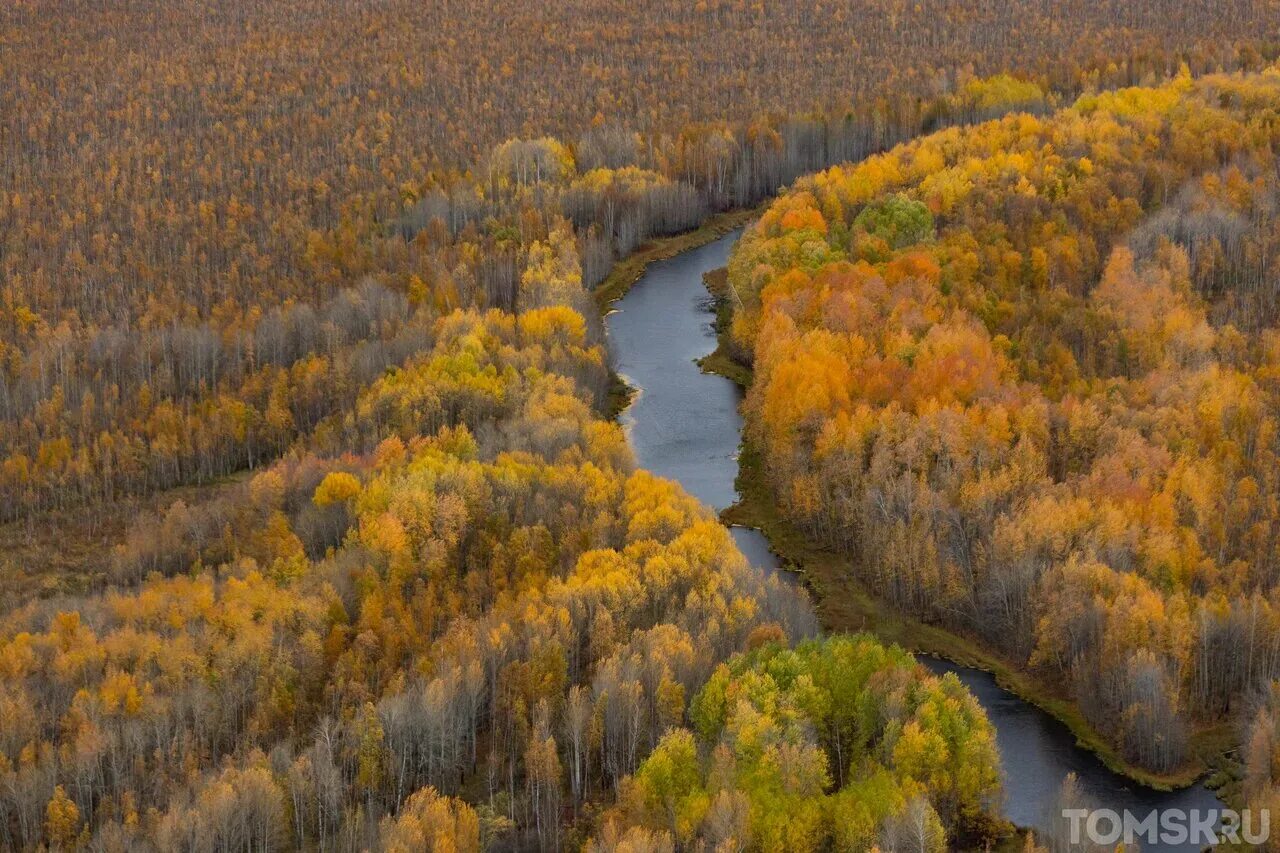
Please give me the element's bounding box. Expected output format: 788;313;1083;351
1062;808;1269;847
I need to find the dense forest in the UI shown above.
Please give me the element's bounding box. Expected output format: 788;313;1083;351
594;636;1002;850
1;0;1278;534
0;308;819;849
727;68;1280;779
7;0;1280;849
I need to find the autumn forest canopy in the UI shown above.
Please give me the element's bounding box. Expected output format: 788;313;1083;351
5;0;1280;851
729;66;1280;817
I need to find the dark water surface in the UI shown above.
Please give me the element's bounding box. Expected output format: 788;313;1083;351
605;230;1224;850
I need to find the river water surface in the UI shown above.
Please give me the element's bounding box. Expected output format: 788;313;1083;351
605;230;1223;851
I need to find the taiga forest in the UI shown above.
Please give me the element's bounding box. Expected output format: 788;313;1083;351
5;1;1280;850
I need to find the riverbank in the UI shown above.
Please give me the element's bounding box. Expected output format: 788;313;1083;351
597;207;763;420
697;264;1230;795
592;206;765;312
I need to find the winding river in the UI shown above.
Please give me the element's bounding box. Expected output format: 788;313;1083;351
605;230;1223;851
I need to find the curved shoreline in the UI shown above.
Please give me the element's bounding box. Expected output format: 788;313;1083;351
720;436;1224;794
699;266;1228;797
593;214;1230;797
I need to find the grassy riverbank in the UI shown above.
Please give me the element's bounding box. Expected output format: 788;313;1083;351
724;436;1230;792
697;265;1230;794
592;206;764;311
597;205;763;420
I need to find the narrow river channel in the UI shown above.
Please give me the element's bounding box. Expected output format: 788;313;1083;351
605;229;1223;851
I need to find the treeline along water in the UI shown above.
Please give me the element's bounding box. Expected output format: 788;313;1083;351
605;230;1223;851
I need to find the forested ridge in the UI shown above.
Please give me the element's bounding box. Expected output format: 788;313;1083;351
727;68;1280;790
7;0;1280;849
